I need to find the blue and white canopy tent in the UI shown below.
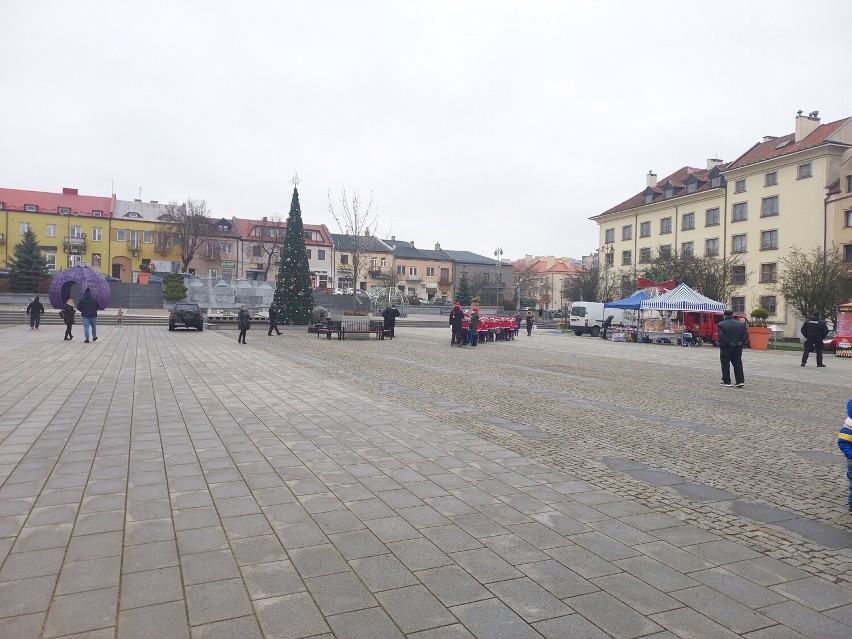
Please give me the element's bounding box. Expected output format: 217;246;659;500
604;290;650;310
639;283;725;312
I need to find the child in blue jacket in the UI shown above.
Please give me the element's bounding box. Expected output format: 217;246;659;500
838;399;852;514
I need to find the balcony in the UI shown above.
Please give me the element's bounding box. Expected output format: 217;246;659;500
438;277;452;285
406;274;422;282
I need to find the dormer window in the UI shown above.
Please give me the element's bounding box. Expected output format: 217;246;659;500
711;176;722;188
25;204;37;212
664;188;674;200
124;211;143;218
217;223;229;232
644;194;653;205
92;210;103;218
58;206;71;214
686;182;697;194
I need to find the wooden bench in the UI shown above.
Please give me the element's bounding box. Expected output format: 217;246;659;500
340;319;386;340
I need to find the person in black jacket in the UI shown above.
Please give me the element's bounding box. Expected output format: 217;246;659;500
26;296;45;330
449;302;464;345
601;315;614;340
237;304;251;344
267;304;281;336
717;309;747;387
382;305;400;339
801;312;829;367
77;288;99;343
525;310;535;336
62;298;76;340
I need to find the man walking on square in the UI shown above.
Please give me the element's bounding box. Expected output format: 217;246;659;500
801;312;828;367
26;296;45;329
382;304;400;339
267;304;282;336
77;288;99;343
717;309;747;387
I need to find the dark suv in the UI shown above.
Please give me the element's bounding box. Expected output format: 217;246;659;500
169;303;204;331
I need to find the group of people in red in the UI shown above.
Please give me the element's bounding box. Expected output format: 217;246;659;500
448;302;525;346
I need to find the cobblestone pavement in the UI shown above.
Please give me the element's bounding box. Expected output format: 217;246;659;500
1;323;850;639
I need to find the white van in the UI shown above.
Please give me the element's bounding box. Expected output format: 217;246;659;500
568;302;624;337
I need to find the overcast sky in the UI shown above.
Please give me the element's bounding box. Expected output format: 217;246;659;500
2;1;850;261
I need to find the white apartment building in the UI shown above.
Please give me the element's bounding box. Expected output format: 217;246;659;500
591;112;852;338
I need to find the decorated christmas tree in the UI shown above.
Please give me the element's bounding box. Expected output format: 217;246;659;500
273;184;314;324
8;229;50;293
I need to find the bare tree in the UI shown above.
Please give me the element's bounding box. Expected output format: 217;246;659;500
156;199;212;272
561;263;600;303
328;186;377;311
256;214;286;280
511;261;547;309
778;246;852;324
687;254;747;305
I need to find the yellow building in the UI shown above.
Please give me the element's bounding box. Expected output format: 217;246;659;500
591;112;852;337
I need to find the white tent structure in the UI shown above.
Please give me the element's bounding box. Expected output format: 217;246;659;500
639;283;726;312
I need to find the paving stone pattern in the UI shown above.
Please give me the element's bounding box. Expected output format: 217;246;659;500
0;323;850;638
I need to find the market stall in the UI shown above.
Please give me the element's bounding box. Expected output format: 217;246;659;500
604;290;651;341
638;283;725;344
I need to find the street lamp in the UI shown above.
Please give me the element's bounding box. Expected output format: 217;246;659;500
601;244;614;302
494;247;503;307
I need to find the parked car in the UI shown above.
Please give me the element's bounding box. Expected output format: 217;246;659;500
169;302;204;331
823;330;837;352
334;288;354;295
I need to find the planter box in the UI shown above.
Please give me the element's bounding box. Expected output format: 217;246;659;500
747;325;771;350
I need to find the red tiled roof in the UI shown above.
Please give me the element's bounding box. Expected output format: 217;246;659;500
726;118;851;170
595;165;725;218
232;217;333;246
0;187;114;217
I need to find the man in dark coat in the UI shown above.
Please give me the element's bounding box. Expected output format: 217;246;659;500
382;305;400;339
717;309;747;387
26;296;45;329
601;315;614;340
801;312;829;367
449;302;464;345
76;288;99;343
267;304;282;336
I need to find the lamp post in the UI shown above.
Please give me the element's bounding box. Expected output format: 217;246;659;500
494;247;503;307
601;244;614;302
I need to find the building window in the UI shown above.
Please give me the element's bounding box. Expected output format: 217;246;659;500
732;234;747;253
426;267;435;277
58;206;71;214
686;182;697;194
798;162;812;179
407;266;416;276
605;228;615;243
317;249;325;260
45;253;56;271
639;247;651;263
70;225;82;238
92;227;102;242
92;210;103;218
303;230;313;240
761;229;778;250
664;187;674;199
844;245;852;262
731;296;746;314
844;210;852;227
640;221;651;237
340;254;349;265
682;241;694;257
605;252;614;267
681;212;695;230
20;222;31;235
221;243;232;254
732;202;748;221
706;207;720;226
760;263;777;283
760;295;777;315
847;175;852;192
622;225;632;241
659;245;672;260
761;196;779;217
705;238;719;256
644;194;653;204
205;242;215;259
381;257;388;267
734;179;746;193
621;250;632;266
25;204;37;212
306;249;312;259
660;217;672;234
397;265;405;275
45;224;57;237
143;231;153;243
731;265;747;284
252;245;262;257
711;176;722;188
765;171;778;186
91;254;101;267
116;229;126;242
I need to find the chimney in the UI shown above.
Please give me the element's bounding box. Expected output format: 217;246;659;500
62;187;78;195
391;235;396;241
262;216;267;222
150;200;158;204
762;136;777;143
364;228;371;237
706;158;723;170
435;242;441;250
794;110;820;142
646;171;657;187
410;241;415;248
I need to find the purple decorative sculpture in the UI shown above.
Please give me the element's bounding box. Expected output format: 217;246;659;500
49;266;111;310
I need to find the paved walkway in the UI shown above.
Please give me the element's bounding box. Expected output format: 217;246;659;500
0;323;850;638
